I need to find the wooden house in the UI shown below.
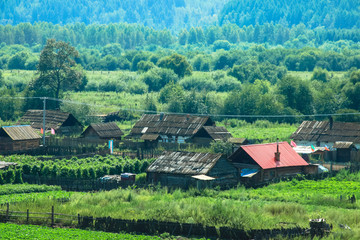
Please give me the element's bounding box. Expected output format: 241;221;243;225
19;110;83;136
0;125;41;152
81;122;124;140
191;126;233;145
228;142;317;185
127;114;216;144
332;141;357;162
146;151;239;189
291;120;360;149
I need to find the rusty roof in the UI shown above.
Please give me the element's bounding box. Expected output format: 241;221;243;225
291;121;360;143
19;110;82;130
201;126;232;141
147;151;223;175
0;125;41;141
82;122;124;138
129;114;214;138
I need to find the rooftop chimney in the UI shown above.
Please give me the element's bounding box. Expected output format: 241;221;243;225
329;116;333;130
275;138;280;161
160;112;164;121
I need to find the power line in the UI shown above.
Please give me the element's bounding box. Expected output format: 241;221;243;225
1;96;360;119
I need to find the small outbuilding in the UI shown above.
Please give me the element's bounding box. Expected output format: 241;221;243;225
192;126;233;145
0;125;41;153
19;110;83;136
146;151;239;189
229;142;317;185
81;122;124;140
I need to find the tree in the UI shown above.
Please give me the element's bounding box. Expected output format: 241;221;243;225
31;39;86;107
158;53;192;78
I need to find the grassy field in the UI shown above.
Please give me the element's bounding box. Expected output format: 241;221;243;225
2;172;360;239
0;223;167;240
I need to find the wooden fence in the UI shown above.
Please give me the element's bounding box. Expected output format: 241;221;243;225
22;175;137;192
0;203;314;239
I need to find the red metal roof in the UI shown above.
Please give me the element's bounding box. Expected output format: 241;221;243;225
240;142;308;169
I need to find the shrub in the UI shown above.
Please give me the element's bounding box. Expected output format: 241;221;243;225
13;170;23;184
4;170;15;184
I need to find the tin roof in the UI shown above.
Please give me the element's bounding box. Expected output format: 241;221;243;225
230;142;309;170
82;122;124;138
19;110;82;130
147;151;222;175
0;125;41;141
129;114;214;138
291;121;360;143
201;126;232;141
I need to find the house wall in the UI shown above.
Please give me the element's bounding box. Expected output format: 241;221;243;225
83;128;100;139
191;137;212;146
262;166;307;181
57;126;83;136
0;139;40;152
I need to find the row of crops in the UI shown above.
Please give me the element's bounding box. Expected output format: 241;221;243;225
0;155;154;184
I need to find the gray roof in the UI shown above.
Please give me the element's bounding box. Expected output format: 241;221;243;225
0;125;41;141
82;122;124;138
202;126;232;141
332;141;355;149
291;121;360;143
129;114;214;138
19;110;82;130
147;151;222;175
0;161;17;169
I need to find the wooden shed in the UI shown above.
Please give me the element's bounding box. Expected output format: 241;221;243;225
146;151;239;189
0;125;41;152
192;126;233;145
81;122;124;140
127;114;215;144
332;141;357;162
229;142;317;185
19;110;83;136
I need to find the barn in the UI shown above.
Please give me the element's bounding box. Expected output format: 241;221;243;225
127;114;216;144
19;110;83;136
0;125;41;153
146;151;239;189
81;122;124;140
228;142;317;185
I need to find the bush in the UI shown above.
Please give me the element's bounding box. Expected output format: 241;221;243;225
13;170;23;184
4;170;15;184
179;75;217;91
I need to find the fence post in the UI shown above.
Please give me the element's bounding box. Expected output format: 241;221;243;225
51;206;54;227
6;203;9;222
26;209;29;223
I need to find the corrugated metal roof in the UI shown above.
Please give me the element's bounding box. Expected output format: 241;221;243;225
237;142;309;169
147;151;222;175
333;141;354;149
129;114;214;138
82;122;124;138
192;175;215;180
291;121;360;143
1;125;41;141
19;110;82;130
202;126;232;141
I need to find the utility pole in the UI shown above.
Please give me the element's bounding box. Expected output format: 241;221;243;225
42;97;47;146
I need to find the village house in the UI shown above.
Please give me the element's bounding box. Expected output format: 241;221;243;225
228;142;317;185
81;122;124;140
0;125;41;153
127;114;218;144
19;110;83;136
146;151;239;189
291;120;360;162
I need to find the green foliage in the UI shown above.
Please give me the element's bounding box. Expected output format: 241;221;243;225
142;67;179;92
158;53;192;78
0;184;60;195
13;170;23;184
210;140;233;156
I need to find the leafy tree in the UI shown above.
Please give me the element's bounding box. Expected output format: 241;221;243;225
159;82;184;103
141;67;178;92
137;60;155;73
31;39;86;107
13;169;23;184
158;53;192;78
311;67;330;82
213;40;231;51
